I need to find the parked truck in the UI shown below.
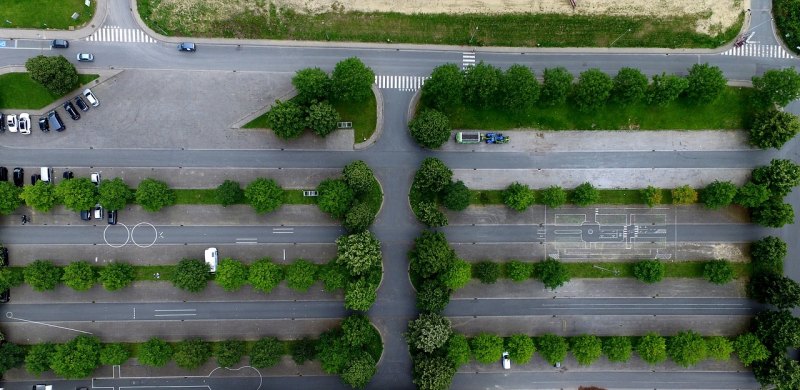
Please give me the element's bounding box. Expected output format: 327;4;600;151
455;131;510;144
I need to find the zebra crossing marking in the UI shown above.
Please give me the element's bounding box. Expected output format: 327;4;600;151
462;52;476;69
85;25;156;43
374;75;429;91
720;44;794;59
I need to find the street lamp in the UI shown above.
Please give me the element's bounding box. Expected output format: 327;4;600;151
610;28;631;47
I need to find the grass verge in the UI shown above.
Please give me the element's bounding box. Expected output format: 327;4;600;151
0;73;99;110
1;0;95;29
172;189;316;205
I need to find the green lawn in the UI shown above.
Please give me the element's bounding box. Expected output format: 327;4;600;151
441;87;754;131
0;0;95;29
137;0;742;48
173;189;316;205
469;189;677;206
0;73;99;109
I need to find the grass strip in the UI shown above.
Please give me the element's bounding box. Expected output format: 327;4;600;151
470;189;676;206
0;73;100;109
172;189;316;205
1;0;95;29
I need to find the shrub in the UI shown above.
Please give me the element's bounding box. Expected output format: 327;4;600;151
611;67;648;105
505;334;535;364
331;57;375;102
570;335;602;366
267;99;305;139
685;63;727;104
470;333;504;364
734;182;770;208
473;261;500;284
244;178;284;214
135;178;175;212
250;337;284;368
25;343;56;375
446;334;471;367
701;180;738;209
289;338;317;365
748;109;800;149
25;55;78;95
173;339;212;369
62;261;96;291
55;178;98;212
342;160;376;194
421;63;464;109
442;180;471;211
603;336;632;363
540;67;573;106
215;340;245;367
503;182;535;212
637;333;667;365
292;67;331;104
24;260;63;291
647;73;688;106
536;334;568;365
667;331;707;367
215;258;249;292
413;158;453;194
317;178;354;219
100;343;130;366
633;260;665;283
409;109;451;149
215;180;243;206
440;259;472;290
750;236;787;275
504;260;533;282
285;260;318;292
705;336;733;361
572;68;613;112
306;101;340;137
416;280;451;313
703;260;735;284
642;186;662;207
571;182;599;206
671;185;698;204
406;313;452;354
172;258;210;292
248;258;284;293
50;335;102;379
540;186;567;208
534;258;570;290
138;338;172;367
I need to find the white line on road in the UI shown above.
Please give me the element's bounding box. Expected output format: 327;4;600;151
154;309;196;312
154;314;197;317
6;313;93;334
272;227;294;234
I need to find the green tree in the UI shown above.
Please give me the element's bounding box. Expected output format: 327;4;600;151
318;262;348;293
416;279;451;313
570;335;603;366
0;267;22;293
335;230;382;276
98;262;135;291
55;178;98;212
415;201;448;227
62;261;96;291
249;258;284;293
633;260;665;283
289;338;317;365
752;158;800;197
0;343;26;375
342;314;375;347
671;185;698;204
752;67;800;107
99;343;130;366
345;279;378;311
751;236;787;275
215;258;249;292
537;334;568;365
752;353;800;389
446;334;471;367
748;272;800;309
98;177;134;211
306;101;340;137
340;351;377;389
733;333;769;366
470;333;504;364
292;67;331;104
409;230;456;279
172;258;210;292
244;178;284;214
647;73;688;106
572;68;613;112
0;181;22;215
331;57;375;102
406;313;452;354
500;64;539;110
286;259;317;292
506;334;535;364
540;67;574;106
422;63;464;110
215;180;243;207
317;329;355;374
540;185;567;208
642;185;663;207
535;257;570;290
504;260;533;282
503;182;535;211
463;61;502;108
250;337;284;368
413;158;453;194
734;181;770;208
25;343;56;375
139;338;172;367
173;339;212;369
753;309;800;350
637;333;667;365
25;55;79;95
473;261;500;284
440;258;472;290
748;109;800;149
442;180;470;211
215;340;245;367
701;180;738;209
409;109;451;149
753;200;794;228
135;178;175;212
24;260;63;291
317;178;354;219
703;259;734;285
20;181;58;212
267;99;305;139
667;331;707;367
571;182;599;206
342;160;376;194
705;336;733;361
412;355;456;390
685;63;727;103
603;336;633;363
611;67;648;105
344;202;376;233
50;335;101;379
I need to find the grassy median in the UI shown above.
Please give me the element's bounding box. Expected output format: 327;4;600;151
0;73;99;110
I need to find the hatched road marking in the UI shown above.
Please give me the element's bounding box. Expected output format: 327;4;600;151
720;44;794;58
374;75;428;91
86;25;156;43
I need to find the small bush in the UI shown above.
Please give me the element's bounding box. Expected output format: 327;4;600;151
671;185;698;204
173;258;210;292
633;260;665;283
473;261;501;284
703;260;735;284
216;180;243;206
642;186;662;207
571;182;599;206
504;260;533;282
503;182;535;211
540;186;567;208
285;260;318;292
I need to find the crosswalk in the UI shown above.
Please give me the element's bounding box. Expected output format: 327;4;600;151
374;75;429;91
85;25;156;43
720;44;794;59
462;52;476;69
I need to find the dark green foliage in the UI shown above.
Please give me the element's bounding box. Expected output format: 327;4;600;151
750;236;787;275
412;355;456;390
749;109;800;150
267;99;305;139
752;67;800;107
534;257;570;290
289;338;317;365
25;343;56;375
422;63;464;110
463;62;503;108
500;64;539;111
331;57;375;102
752;158;800;197
172;258;210;293
409;231;456;279
215;180;243;207
135;178;176;212
292;67;331;104
540;67;574;106
540;185;567;208
701;180;738;209
752;199;794;228
244;178;284;214
536;334;568;365
20;181;58;212
0;181;22;215
440;259;471;290
572;68;613;112
406;313;452;354
250;337;284;368
570;335;603;366
505;334;535;364
286;259;318;292
317;329;353;374
0;267;22;292
215;258;249;292
703;259;734;285
25;55;78;95
50;335;101;379
317;178;354;219
24;260;63;291
416;201;448;227
667;331;707;367
344;278;378;311
62;261;96;291
611;67;648;105
173;339;212;369
335;230;382;276
748;273;800;309
342;314;375;347
99;343;130;366
215;340;245;368
633;260;665;283
734;181;770;208
733;333;769;366
637;333;667;365
306;101;340;137
470;333;504;364
409;109;452;149
442;180;470;211
446;334;471;367
343;202;373;233
571;182;599;206
342;160;376;194
340;351;377;389
414;158;453;194
0;343;26;375
98;262;135;291
473;261;500;284
603;336;632;363
775;0;800;59
685;63;727;103
705;336;733;361
752;310;800;350
139;338;173;367
248;258;284;293
55;177;98;212
752;353;800;389
416;279;451;313
503;182;535;211
98;178;134;211
504;260;533;282
647;73;688;106
642;185;662;207
316;316;381;388
318;262;349;292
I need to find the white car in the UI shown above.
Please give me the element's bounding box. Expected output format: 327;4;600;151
18;113;30;135
6;114;17;133
90;172;101;186
76;53;94;62
502;351;510;369
83;88;99;107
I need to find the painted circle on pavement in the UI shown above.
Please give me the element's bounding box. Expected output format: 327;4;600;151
131;222;158;248
103;223;130;248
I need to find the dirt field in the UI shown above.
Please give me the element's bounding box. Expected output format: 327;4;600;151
151;0;746;35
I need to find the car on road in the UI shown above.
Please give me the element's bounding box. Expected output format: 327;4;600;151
502;352;510;369
107;209;118;225
91;172;101;186
63;101;81;120
6;114;17;133
83;88;99;107
74;96;89;111
94;204;104;219
80;210;91;221
18;113;30;135
30;174;40;185
51;39;69;48
178;42;196;52
13;168;23;187
0;166;7;181
76;53;94;62
47;110;65;132
38;116;49;132
63;170;74;179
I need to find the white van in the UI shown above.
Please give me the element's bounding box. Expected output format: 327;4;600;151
204;248;218;273
40;167;52;184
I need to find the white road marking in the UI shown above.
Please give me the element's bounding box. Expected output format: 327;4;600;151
720;43;794;58
6;313;92;334
463;52;476;69
374;75;429;91
272;227;294;234
86;25;156;43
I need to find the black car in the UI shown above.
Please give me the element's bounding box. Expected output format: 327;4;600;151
0;113;4;132
63;170;74;179
47;110;65;132
80;210;91;221
38;116;49;132
1;246;8;266
74;96;89;112
0;289;9;303
31;174;40;185
0;166;7;181
63;101;80;120
13;168;24;187
107;210;118;225
51;39;69;48
178;42;196;52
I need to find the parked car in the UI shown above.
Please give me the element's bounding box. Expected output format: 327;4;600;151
38;116;49;132
178;42;196;52
1;246;8;266
0;166;7;181
91;172;101;186
502;352;510;369
0;289;9;303
83;88;99;107
76;53;94;62
30;174;40;185
47;110;65;132
51;39;69;48
12;168;24;187
18;113;30;135
6;114;17;133
40;167;52;184
80;210;91;221
63;101;80;120
107;209;118;225
63;170;74;179
74;96;89;111
0;113;4;132
93;204;104;219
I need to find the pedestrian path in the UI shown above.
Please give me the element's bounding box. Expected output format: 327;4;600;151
85;25;156;43
720;44;794;59
463;52;476;68
374;75;428;91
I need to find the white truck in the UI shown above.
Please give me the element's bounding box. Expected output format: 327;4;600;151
204;248;218;273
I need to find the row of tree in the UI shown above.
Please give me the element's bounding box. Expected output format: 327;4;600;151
0;260;135;293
